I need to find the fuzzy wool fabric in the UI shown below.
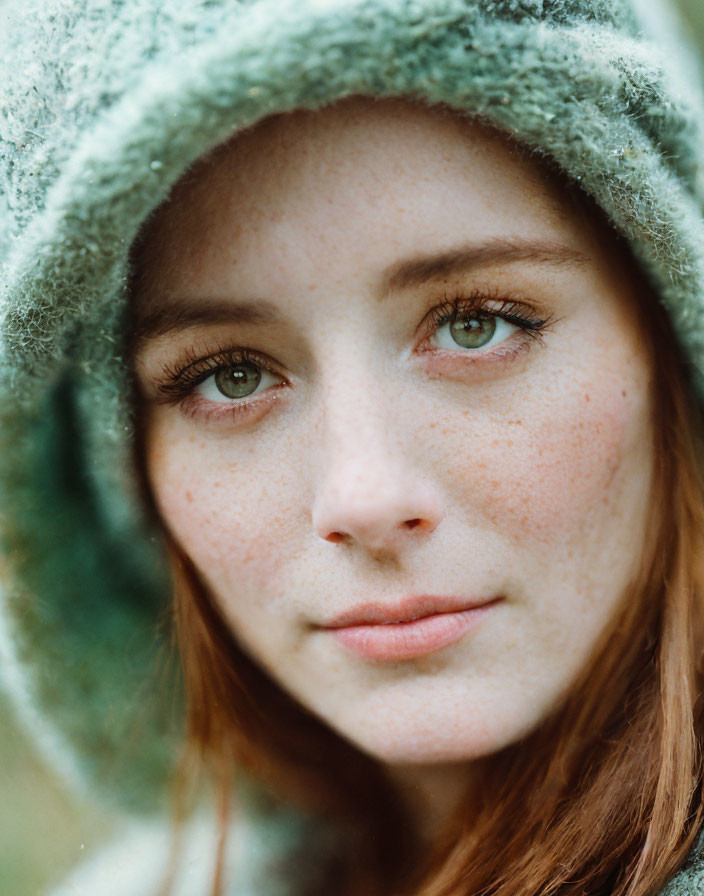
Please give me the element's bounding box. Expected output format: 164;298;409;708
3;0;704;890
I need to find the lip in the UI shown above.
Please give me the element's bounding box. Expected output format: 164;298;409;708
320;595;501;661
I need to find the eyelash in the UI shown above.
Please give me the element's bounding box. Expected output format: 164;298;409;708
153;291;552;423
424;290;549;351
155;344;283;423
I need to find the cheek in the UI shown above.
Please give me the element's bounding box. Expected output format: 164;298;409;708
145;425;298;600
460;368;652;546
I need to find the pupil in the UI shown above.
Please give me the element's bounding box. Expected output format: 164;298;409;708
450;314;496;348
214;363;261;398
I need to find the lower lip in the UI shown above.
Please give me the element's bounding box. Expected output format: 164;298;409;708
328;603;498;661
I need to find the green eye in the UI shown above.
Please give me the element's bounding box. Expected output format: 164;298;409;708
449;314;496;348
214;363;262;398
432;311;516;352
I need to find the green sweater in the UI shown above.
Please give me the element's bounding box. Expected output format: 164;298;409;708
2;0;704;891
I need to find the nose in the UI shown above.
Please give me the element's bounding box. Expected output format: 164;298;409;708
310;379;444;553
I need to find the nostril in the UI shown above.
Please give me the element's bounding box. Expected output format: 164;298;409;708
314;486;443;546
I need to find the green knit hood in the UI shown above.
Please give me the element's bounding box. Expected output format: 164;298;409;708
2;0;704;816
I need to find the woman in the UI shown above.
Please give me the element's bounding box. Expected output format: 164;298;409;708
2;1;704;894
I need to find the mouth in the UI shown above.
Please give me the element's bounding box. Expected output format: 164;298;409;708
319;595;502;662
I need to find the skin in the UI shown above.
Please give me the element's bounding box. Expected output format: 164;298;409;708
132;97;654;832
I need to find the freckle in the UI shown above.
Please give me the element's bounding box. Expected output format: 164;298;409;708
185;491;193;503
622;390;627;398
585;393;590;402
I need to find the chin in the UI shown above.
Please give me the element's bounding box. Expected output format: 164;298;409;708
331;713;519;766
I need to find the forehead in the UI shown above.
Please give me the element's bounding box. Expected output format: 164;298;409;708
130;97;605;309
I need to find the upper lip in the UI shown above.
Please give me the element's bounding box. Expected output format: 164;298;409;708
321;594;499;628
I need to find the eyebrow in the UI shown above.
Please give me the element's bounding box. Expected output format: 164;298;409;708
379;238;589;295
130;299;280;350
131;238;588;348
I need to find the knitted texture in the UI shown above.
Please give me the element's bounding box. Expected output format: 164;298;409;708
2;0;704;828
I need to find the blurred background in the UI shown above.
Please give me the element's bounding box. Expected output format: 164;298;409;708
0;692;114;894
3;0;704;893
681;0;704;39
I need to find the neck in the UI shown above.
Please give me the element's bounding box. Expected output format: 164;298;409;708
386;760;475;843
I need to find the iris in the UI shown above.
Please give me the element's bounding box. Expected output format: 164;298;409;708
450;314;496;348
214;363;262;398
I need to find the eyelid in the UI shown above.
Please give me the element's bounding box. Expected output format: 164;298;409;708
178;381;285;425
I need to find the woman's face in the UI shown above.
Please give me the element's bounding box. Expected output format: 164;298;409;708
133;98;654;768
